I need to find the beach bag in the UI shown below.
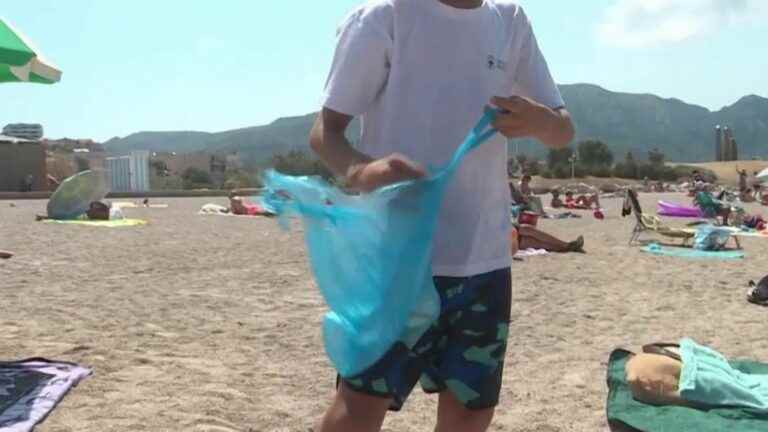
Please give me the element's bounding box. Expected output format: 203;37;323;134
625;352;686;407
693;225;730;251
262;110;499;377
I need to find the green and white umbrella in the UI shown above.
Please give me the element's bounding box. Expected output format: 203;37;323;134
0;17;61;84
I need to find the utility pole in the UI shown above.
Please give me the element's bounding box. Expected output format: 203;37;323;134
568;151;579;179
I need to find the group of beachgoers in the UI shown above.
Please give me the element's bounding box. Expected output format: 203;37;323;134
508;175;593;255
689;168;767;206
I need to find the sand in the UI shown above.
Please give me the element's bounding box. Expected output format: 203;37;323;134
2;194;768;432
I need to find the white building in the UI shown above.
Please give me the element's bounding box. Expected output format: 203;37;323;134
2;123;44;141
105;151;150;192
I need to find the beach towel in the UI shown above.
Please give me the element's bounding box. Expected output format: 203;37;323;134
44;218;146;227
262;110;498;377
198;203;274;218
513;248;549;258
641;243;744;260
607;349;768;432
0;358;91;432
679;338;768;412
113;202;168;209
543;211;582;220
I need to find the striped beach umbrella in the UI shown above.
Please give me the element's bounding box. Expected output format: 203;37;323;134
0;17;61;84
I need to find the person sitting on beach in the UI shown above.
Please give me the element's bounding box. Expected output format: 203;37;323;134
694;191;731;225
564;191;599;210
511;224;584;254
36;200;116;221
740;188;757;203
550;190;564;208
519;175;533;197
85;201;111;220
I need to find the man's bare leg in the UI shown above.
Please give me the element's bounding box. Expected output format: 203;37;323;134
317;382;392;432
435;391;494;432
519;225;578;252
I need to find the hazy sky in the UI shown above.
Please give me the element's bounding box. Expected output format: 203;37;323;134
3;0;767;141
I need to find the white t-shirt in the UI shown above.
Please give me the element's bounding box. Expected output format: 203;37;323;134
322;0;564;277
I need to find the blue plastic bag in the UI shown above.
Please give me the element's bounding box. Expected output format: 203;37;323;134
693;225;731;251
263;110;498;377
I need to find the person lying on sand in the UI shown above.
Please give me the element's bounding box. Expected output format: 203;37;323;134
0;250;12;259
229;192;273;217
511;224;584;254
564;191;600;210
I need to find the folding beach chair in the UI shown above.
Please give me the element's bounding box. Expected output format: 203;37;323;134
623;190;696;246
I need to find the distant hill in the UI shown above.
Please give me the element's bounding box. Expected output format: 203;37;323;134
104;84;768;164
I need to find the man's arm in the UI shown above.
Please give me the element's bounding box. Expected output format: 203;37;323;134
491;96;574;149
309;107;426;192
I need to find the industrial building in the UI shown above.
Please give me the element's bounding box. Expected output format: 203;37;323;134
0;135;47;192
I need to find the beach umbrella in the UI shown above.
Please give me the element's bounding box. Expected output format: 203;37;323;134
757;167;768;183
0;18;61;84
47;171;109;220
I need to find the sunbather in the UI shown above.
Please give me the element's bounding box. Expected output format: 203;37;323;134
512;224;584;253
510;181;544;215
564;191;600;210
229;193;272;216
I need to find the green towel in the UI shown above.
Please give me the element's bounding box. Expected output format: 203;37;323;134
680;338;768;411
641;243;744;260
44;218;147;227
607;349;768;432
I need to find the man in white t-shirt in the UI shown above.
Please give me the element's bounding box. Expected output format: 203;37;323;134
310;1;574;431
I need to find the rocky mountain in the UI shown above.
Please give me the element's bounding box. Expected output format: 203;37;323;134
104;84;767;164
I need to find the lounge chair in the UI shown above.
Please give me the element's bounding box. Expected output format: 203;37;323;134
623;189;696;246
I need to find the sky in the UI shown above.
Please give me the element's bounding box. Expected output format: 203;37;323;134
3;0;767;141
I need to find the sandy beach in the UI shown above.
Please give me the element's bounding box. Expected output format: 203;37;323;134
2;193;768;432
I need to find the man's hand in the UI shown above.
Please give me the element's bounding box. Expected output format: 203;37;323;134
346;154;426;192
491;96;574;148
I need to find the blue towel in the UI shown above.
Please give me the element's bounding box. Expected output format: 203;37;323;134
642;243;744;260
680;338;768;412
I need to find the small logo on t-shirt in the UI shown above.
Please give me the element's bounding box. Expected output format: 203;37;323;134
487;55;507;71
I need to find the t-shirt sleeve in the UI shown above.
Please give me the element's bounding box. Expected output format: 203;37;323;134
321;8;392;116
509;12;565;110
